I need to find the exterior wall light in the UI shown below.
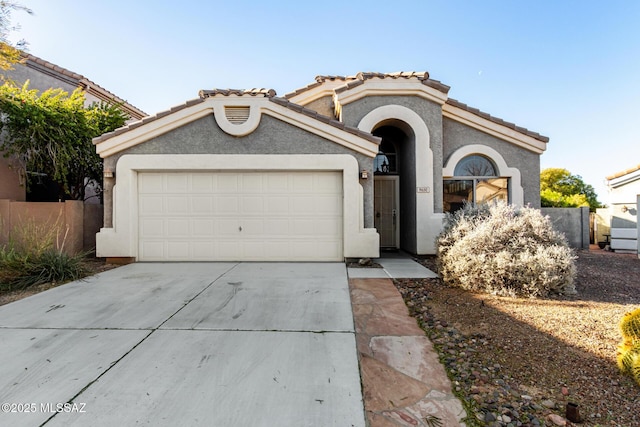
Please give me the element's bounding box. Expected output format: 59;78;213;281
360;170;369;179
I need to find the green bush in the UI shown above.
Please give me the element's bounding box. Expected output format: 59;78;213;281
436;202;577;298
0;246;88;291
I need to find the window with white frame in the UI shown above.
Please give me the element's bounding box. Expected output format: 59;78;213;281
443;154;509;213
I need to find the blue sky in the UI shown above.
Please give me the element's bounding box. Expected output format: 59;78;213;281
7;0;640;202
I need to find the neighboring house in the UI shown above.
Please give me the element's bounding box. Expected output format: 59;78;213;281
604;164;640;254
0;53;147;202
93;72;549;262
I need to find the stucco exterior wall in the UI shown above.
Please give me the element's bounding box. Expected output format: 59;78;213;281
443;118;541;208
541;207;590;249
303;96;335;118
5;62;78;94
106;114;375;228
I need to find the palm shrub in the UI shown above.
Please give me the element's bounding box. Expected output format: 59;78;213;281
436;201;577;298
617;307;640;386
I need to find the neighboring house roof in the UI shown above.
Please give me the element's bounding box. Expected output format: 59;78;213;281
285;71;549;146
606;164;640;181
606;164;640;188
15;53;147;120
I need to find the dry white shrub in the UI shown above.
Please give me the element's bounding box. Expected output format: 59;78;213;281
437;202;577;298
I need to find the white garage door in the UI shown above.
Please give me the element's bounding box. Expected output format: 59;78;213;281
137;171;343;261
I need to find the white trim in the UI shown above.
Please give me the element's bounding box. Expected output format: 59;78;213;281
96;101;214;158
95;97;379;159
337;80;449;108
443;144;524;206
442;103;547;154
213;98;261;136
96;154;379;260
358;104;443;254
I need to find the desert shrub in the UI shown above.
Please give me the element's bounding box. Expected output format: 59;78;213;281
0;217;88;291
436;202;577;298
617;307;640;387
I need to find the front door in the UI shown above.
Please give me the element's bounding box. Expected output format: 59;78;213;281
374;176;399;248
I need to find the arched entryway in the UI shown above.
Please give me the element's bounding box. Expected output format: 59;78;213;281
358;104;441;255
372;122;414;250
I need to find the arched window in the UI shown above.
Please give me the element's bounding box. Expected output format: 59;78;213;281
444;154;508;213
453;155;497;177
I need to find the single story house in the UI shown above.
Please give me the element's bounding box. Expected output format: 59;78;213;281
93;72;549;262
604;164;640;254
0;53;146;202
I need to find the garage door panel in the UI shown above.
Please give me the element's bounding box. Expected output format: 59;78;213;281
292;174;314;192
291;196;316;214
167;219;189;237
167;241;189;258
214;196;239;214
140;218;164;237
192;219;215;235
138;171;343;261
240;196;264;215
191;174;214;192
266;197;290;214
139;196;164;215
139;173;164;193
264;219;290;234
217;174;238;192
166;174;189;192
241;173;264;191
191;196;214;214
140;241;164;259
216;218;239;235
166;197;189;214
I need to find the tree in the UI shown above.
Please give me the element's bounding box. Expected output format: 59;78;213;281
0;81;128;200
540;168;602;211
0;1;33;71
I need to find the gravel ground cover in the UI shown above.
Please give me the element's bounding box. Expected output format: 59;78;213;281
395;249;640;426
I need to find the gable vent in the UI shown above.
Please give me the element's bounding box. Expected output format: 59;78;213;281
225;106;251;124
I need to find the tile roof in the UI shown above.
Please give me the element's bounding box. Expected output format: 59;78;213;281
445;98;549;143
285;71;548;143
284;72;451;99
93;98;205;145
22;53;147;120
93;92;380;146
606;164;640;181
199;88;277;98
269;97;380;143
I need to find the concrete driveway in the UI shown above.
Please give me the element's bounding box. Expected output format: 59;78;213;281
0;263;365;427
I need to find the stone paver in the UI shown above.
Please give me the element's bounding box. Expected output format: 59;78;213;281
349;277;466;427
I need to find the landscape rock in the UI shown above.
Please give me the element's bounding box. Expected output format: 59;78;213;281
547;413;567;426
